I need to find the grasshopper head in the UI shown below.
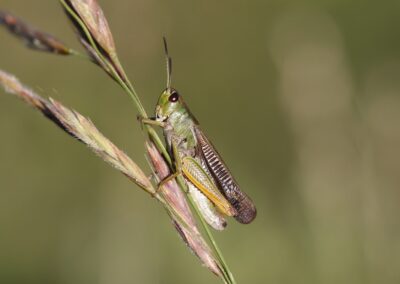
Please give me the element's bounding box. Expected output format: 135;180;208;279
155;87;184;122
156;39;193;122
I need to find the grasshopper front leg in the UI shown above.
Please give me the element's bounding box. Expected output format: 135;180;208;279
137;116;166;129
138;115;173;165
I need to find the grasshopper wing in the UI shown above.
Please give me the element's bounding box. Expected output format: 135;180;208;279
194;126;257;224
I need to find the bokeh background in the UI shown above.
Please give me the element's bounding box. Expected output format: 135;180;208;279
1;0;400;283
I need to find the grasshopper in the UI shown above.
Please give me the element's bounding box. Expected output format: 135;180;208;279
142;39;256;230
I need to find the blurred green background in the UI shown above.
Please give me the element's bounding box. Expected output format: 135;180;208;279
1;0;400;283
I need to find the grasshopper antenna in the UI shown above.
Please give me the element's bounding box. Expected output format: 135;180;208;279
163;37;172;89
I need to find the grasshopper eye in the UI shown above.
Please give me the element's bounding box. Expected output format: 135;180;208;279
169;91;179;103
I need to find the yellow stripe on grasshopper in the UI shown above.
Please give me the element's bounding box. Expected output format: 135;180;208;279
181;156;236;217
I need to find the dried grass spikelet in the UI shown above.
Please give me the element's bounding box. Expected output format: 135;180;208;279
60;0;127;80
0;70;152;193
0;10;71;55
62;0;115;58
